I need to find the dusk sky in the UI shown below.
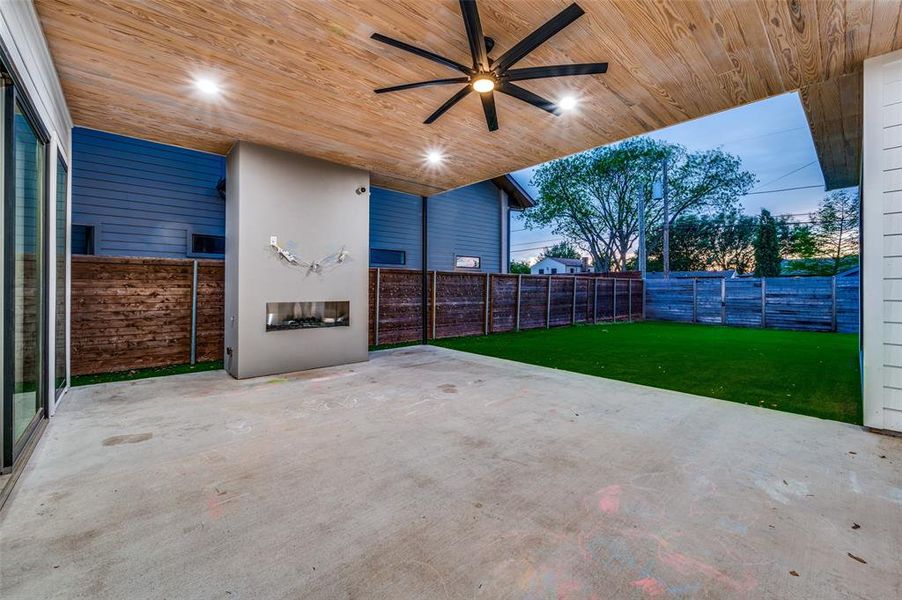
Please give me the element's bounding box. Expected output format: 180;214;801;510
509;92;841;263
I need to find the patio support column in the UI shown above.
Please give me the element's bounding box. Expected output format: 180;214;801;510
421;195;428;345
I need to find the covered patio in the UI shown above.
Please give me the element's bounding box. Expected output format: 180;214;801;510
3;346;900;599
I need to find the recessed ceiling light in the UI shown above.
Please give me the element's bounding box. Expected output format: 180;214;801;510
195;78;221;95
472;77;495;93
559;96;577;110
426;151;443;164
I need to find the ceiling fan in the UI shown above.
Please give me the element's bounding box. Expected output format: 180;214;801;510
371;1;607;132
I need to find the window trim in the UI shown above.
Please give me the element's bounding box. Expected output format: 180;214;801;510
2;67;53;469
370;248;406;267
54;151;68;399
454;255;481;270
70;222;96;256
186;225;225;259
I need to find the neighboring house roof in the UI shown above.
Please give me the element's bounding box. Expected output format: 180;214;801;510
646;270;737;279
548;257;586;267
837;266;859;277
491;175;534;210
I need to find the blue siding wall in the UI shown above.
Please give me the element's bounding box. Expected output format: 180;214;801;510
71;127;226;258
369;181;502;272
369;187;423;269
72;128;502;268
429;181;501;272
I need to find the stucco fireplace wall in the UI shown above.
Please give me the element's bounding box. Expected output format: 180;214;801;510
224;142;370;379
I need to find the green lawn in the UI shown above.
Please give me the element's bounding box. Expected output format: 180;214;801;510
431;322;861;424
71;360;223;387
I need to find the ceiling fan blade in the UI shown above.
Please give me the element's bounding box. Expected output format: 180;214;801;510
503;63;608;81
497;82;561;115
459;0;489;71
424;85;473;124
375;77;470;94
480;91;499;131
493;3;585;73
371;33;473;74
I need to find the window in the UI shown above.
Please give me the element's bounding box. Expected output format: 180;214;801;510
370;248;405;266
551;268;558;274
190;233;225;256
55;155;68;397
538;268;544;274
455;255;480;269
71;224;95;255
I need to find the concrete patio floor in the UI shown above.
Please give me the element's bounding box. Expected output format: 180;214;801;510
2;345;901;599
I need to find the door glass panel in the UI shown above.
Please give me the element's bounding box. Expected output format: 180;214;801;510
12;101;44;443
55;156;67;395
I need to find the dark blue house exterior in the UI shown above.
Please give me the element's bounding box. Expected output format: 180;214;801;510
71;128;531;272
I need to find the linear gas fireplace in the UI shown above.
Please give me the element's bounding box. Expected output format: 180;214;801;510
266;301;350;332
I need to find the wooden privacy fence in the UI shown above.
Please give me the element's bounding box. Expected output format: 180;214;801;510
369;268;643;346
71;256;224;375
644;276;859;333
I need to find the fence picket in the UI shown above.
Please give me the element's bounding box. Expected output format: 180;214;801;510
645;275;858;333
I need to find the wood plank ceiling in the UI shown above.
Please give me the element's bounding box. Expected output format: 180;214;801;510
35;0;902;196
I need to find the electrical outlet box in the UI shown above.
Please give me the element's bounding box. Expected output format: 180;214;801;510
270;236;278;246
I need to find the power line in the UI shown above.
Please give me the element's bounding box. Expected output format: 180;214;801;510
511;237;566;247
743;184;823;196
751;160;817;191
713;125;809;148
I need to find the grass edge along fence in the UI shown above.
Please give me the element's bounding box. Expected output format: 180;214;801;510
369;268;643;346
644;275;858;333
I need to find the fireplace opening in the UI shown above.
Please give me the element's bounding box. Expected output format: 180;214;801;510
266;301;350;331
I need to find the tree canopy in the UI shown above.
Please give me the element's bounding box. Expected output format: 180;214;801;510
525;137;756;271
754;209;781;277
538;241;581;260
508;260;531;274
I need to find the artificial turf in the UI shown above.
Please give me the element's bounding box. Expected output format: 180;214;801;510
70;360;223;387
431;321;862;424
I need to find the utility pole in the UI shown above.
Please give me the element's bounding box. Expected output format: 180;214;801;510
662;156;670;279
638;188;646;275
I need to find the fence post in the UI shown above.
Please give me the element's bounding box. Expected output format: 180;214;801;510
190;259;198;365
571;277;577;324
641;278;646;320
613;279;617;321
431;270;437;339
720;277;726;325
515;274;522;332
374;268;381;346
831;275;837;332
484;272;491;335
546;275;552;328
692;278;698;323
761;278;767;328
628;279;633;322
593;277;598;323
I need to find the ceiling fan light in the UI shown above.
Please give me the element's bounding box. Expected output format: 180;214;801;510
559;96;577;110
472;77;495;93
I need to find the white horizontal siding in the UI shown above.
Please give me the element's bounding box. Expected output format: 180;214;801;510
864;50;902;431
884;388;902;411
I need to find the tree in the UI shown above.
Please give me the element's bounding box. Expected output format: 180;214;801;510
706;208;757;273
508;260;531;274
525;137;755;272
538;241;580;260
644;208;757;274
754;209;781;277
779;220;817;259
811;189;860;275
646;215;712;272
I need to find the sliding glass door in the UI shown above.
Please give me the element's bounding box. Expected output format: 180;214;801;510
55;155;67;398
2;80;49;468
